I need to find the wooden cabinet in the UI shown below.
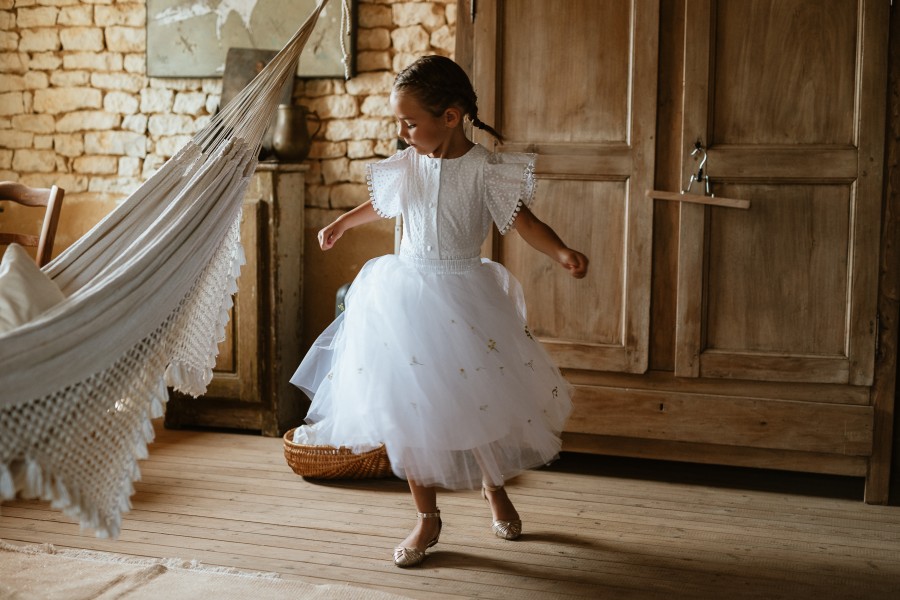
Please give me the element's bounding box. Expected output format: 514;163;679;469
461;0;896;501
165;163;308;436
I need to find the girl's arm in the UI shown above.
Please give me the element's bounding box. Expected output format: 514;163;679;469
512;205;589;278
318;200;382;250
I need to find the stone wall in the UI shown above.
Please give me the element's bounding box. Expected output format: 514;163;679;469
0;0;457;248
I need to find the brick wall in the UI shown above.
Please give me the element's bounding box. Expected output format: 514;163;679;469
0;0;457;246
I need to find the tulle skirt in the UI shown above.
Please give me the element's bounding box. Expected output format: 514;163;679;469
290;254;572;489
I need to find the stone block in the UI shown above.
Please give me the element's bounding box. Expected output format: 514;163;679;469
105;26;144;53
11;114;54;133
0;11;14;29
357;51;391;72
392;52;419;73
91;72;145;93
173;91;207;115
391;26;430;53
347;140;374;159
201;79;221;95
0;150;11;169
0;75;24;92
56;110;119;132
140;87;173;113
304;184;330;209
0;52;28;74
393;3;445;31
84;130;146;157
0;129;34;148
23;71;48;90
53;133;84;157
304;79;335;98
123;53;145;73
205;94;218;114
118;155;140;177
446;2;456;26
361;94;393;117
33;134;53;149
349;159;370;183
148;113;194;136
49;70;88;87
430;24;454;53
308;94;358;119
153;134;192;158
358;28;391;51
59;27;104;51
47;173;89;194
308;141;347;160
12;149;56;172
0;31;18;52
325;117;395;142
19;28;60;52
62;51;122;71
359;4;392;28
33;87;102;114
58;5;93;26
73;155;117;174
344;71;394;96
16;7;58;28
121;114;147;133
103;90;139;114
321;157;350;185
0;91;24;115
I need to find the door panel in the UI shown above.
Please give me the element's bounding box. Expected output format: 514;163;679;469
675;0;888;385
474;0;659;373
504;179;625;345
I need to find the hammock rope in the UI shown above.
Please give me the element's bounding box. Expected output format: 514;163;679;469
0;0;338;538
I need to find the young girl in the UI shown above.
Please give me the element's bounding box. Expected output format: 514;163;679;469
290;55;589;568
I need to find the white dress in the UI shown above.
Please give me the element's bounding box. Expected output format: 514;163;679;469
290;144;573;489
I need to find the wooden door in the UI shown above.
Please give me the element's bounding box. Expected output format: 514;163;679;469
675;0;889;385
472;0;659;373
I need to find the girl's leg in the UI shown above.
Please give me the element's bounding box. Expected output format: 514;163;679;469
398;479;442;551
473;449;521;524
473;449;522;539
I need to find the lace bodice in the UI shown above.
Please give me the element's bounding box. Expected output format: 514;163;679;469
367;145;537;263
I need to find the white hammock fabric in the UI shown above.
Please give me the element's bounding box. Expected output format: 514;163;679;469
0;0;338;538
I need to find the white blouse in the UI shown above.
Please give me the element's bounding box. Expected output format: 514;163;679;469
367;144;537;266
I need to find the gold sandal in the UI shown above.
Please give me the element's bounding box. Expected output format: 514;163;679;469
393;509;442;567
482;484;522;540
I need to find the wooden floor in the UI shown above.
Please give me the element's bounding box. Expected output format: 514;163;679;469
2;421;900;599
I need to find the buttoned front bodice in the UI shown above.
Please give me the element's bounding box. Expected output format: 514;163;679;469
367;144;537;267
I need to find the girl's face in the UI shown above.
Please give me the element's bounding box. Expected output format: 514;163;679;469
390;90;453;157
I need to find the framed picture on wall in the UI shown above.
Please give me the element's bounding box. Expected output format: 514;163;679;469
146;0;355;78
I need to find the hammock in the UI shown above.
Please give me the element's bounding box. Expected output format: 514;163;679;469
0;0;344;538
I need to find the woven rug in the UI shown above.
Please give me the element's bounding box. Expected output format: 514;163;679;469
0;541;410;600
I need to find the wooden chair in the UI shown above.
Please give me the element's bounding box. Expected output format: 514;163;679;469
0;181;65;267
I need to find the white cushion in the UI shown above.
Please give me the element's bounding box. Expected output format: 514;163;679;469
0;243;66;334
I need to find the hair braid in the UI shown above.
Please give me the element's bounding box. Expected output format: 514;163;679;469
394;55;504;144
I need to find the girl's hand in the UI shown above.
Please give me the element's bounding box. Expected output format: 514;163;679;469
318;221;343;251
558;248;589;279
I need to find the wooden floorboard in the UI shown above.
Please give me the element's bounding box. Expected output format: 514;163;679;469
2;421;900;599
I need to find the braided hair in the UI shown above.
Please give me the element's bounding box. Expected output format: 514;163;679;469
394;55;504;144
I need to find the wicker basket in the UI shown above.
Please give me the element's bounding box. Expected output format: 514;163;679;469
283;428;394;479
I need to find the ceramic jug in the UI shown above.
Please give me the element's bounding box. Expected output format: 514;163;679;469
272;104;322;162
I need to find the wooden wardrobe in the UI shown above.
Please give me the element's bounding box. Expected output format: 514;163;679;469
457;0;898;502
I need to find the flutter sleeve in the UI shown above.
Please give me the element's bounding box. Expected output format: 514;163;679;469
483;151;538;235
366;147;414;218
